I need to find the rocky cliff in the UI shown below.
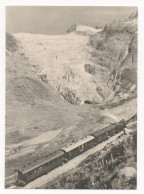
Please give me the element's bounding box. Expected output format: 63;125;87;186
90;11;137;106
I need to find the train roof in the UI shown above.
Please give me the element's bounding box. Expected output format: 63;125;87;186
15;150;64;174
60;135;94;153
91;124;116;137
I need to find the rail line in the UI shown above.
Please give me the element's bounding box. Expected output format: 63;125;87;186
23;130;125;189
127;121;137;127
5;116;137;188
5;174;16;180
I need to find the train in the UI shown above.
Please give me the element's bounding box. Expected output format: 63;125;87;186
15;119;126;186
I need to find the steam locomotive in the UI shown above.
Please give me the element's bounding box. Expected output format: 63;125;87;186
15;119;126;186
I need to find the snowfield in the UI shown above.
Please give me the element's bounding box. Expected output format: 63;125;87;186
14;27;104;104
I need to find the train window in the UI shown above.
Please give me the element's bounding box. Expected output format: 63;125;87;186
29;171;32;175
46;163;49;166
39;166;42;170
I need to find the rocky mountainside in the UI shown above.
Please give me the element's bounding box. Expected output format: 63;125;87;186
90;11;137;106
67;23;102;35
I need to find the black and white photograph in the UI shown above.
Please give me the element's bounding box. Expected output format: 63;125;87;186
5;5;138;190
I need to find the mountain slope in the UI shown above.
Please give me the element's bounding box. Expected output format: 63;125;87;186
6;33;83;145
11;14;137;107
90;12;137;106
6;12;137;146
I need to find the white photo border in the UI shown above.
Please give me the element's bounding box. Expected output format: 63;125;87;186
0;0;144;193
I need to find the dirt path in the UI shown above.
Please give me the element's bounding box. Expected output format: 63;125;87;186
24;131;124;189
6;128;64;161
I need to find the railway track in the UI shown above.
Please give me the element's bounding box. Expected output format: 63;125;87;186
127;121;137;127
5;174;16;180
5;115;137;188
24;130;125;189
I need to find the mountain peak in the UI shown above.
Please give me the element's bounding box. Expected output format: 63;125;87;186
129;11;138;20
67;23;102;35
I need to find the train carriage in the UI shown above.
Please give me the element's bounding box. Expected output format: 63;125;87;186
105;125;116;137
15;150;65;185
60;135;95;160
91;128;108;144
115;119;126;134
91;120;126;143
14;118;127;186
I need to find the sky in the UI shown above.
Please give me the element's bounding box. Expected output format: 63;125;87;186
6;6;137;35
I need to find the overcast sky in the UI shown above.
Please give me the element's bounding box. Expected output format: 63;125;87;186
6;6;137;35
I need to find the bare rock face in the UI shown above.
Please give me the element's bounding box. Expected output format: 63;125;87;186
90;11;137;106
6;33;20;52
129;11;138;21
67;23;102;35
